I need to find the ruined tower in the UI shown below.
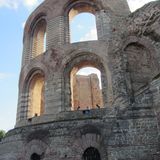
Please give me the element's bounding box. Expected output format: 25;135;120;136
1;0;160;159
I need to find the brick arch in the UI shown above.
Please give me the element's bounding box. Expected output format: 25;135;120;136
63;0;105;43
18;68;46;120
19;61;48;91
64;0;103;12
24;140;48;160
30;17;47;58
64;0;103;18
23;13;47;65
72;125;107;160
122;36;159;62
23;68;45;92
62;52;110;111
28;14;47;34
17;60;48;123
122;36;160;96
24;10;47;35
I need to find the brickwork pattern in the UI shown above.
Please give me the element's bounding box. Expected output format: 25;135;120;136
1;0;160;160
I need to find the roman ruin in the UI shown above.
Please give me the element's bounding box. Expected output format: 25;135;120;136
0;0;160;159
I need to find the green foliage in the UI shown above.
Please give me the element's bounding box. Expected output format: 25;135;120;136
0;130;6;140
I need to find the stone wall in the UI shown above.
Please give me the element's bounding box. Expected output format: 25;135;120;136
0;105;158;160
72;74;103;110
1;0;160;160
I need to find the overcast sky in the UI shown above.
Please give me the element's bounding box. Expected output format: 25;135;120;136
0;0;157;131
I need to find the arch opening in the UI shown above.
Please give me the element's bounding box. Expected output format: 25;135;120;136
70;13;97;43
70;63;104;111
82;147;101;160
30;153;41;160
69;3;98;43
28;73;45;118
125;42;155;94
31;19;47;58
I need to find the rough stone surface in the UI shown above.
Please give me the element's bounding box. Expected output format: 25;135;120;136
1;0;160;160
72;74;103;110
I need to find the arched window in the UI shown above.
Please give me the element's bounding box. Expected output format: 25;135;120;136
28;73;45;118
70;64;104;111
82;147;101;160
64;54;109;111
70;13;97;43
68;2;98;43
31;19;47;58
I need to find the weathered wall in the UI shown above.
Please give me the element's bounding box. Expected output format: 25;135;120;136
1;0;160;160
0;106;158;160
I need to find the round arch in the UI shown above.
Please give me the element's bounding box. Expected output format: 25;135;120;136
72;124;107;160
63;52;109;111
63;0;103;43
122;36;159;59
20;68;45;119
23;68;45;92
30;16;47;58
24;11;47;36
23;13;47;64
122;36;160;97
64;0;102;17
24;140;48;160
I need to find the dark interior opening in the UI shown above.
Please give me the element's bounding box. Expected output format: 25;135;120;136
83;147;101;160
31;153;41;160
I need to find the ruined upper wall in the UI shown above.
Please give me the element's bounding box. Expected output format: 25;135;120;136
24;0;130;34
21;0;130;67
16;0;160;128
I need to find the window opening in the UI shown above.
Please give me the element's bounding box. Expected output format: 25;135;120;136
70;13;97;43
32;19;46;57
28;74;44;118
70;66;103;111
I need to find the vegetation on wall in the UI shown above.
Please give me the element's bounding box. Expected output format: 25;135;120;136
0;130;6;141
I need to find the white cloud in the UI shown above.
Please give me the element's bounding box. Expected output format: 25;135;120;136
77;24;84;30
22;21;26;28
127;0;157;12
80;27;97;42
77;67;100;76
0;0;42;10
0;0;155;12
0;0;19;9
0;0;156;12
0;73;12;80
23;0;38;7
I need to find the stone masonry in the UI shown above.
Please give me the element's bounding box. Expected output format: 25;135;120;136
72;74;103;110
0;0;160;160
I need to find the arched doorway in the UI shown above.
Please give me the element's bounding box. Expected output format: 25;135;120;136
82;147;101;160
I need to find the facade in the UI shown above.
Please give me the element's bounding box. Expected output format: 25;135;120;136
0;0;160;159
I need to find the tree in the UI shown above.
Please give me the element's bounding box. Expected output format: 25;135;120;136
0;130;6;141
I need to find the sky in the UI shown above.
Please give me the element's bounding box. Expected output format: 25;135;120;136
0;0;157;132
